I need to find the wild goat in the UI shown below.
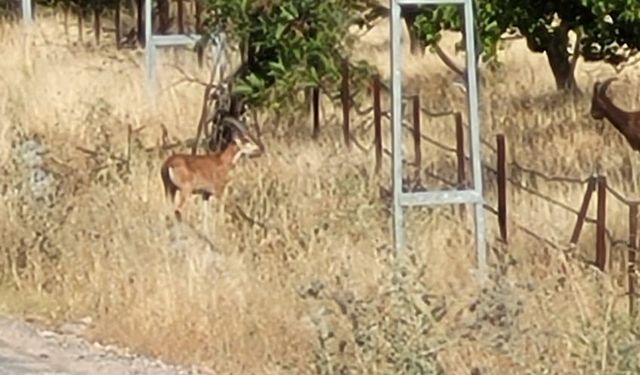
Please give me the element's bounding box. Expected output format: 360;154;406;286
590;77;640;151
160;117;264;220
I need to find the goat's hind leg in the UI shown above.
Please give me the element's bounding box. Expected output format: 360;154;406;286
167;191;183;222
174;189;190;222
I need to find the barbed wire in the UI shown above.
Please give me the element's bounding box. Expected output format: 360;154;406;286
482;165;590;217
337;99;637;263
326;95;638;215
406;156;567;252
336;80;636;203
358;104;594;188
606;185;640;206
418;161;615;240
509;161;591;185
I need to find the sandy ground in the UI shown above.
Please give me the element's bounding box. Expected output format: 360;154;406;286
0;316;213;375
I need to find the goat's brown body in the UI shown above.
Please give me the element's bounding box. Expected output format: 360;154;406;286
591;77;640;151
161;115;264;220
161;143;241;219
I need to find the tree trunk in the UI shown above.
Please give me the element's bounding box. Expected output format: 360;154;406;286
177;0;184;33
545;27;580;93
157;0;170;34
136;0;144;47
78;10;83;42
114;0;121;49
455;5;483;64
93;7;101;45
402;8;424;55
62;2;69;38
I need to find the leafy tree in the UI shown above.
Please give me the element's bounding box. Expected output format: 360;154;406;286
201;0;376;111
410;0;640;92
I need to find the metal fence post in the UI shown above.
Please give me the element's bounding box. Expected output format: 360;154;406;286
497;134;507;243
21;0;33;24
570;176;597;246
412;94;421;182
311;87;320;140
629;203;638;316
373;75;382;173
341;59;351;149
596;175;607;271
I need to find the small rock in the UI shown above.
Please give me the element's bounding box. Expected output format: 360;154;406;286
59;321;89;336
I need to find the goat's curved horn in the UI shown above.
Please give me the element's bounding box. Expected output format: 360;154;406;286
221;116;249;133
598;77;618;97
222;116;265;151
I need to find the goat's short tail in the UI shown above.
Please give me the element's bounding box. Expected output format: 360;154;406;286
160;163;177;201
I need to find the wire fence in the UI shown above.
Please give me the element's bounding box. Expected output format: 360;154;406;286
15;0;203;51
307;64;640;317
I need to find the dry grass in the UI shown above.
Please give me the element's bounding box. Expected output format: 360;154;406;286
1;15;640;374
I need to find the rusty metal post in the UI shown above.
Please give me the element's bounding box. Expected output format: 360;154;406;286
596;175;607;272
311;87;320;140
629;203;638;316
341;59;350;149
195;0;202;32
570;177;597;245
93;8;101;45
136;0;144;47
78;10;84;43
412;95;421;181
114;0;121;49
177;0;185;33
455;112;466;189
373;75;382;173
497;134;507;243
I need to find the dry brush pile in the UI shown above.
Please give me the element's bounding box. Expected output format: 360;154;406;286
1;17;640;374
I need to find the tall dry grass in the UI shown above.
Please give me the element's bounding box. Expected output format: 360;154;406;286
1;16;640;374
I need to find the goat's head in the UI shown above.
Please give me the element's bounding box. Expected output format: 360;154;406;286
590;77;618;121
222;116;265;163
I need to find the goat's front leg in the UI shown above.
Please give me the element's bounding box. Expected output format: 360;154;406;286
214;183;228;217
232;151;244;165
201;192;214;233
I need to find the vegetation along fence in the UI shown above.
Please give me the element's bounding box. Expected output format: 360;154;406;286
9;0;204;50
296;62;640;318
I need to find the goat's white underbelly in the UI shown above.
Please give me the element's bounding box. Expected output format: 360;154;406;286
168;167;177;185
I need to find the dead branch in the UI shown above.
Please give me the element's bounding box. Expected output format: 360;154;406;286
169;63;209;88
75;146;100;158
75;146;128;163
432;42;465;78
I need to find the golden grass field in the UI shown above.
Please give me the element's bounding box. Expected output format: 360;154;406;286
2;13;640;374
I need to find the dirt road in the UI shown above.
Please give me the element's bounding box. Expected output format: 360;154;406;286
0;316;211;375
